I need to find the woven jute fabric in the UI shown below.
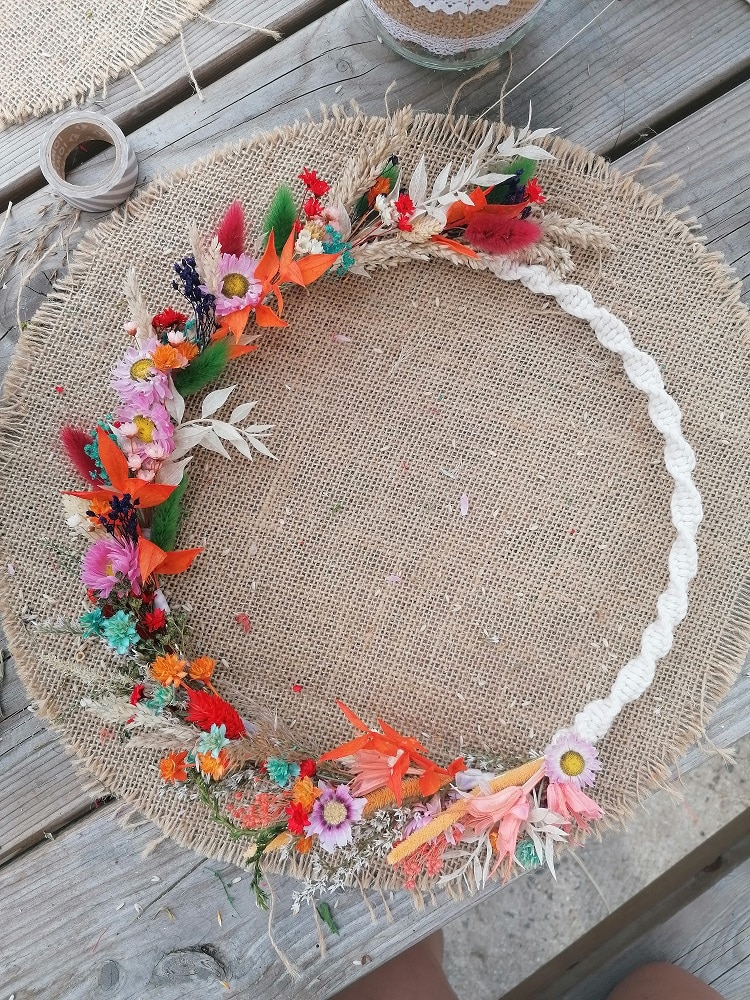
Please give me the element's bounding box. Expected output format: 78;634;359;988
368;0;543;43
2;112;749;888
0;0;211;130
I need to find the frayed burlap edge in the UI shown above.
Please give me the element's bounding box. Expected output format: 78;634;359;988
0;0;210;131
2;107;749;901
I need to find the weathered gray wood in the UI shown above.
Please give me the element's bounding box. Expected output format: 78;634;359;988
554;827;750;1000
0;0;342;211
0;797;508;999
3;0;750;212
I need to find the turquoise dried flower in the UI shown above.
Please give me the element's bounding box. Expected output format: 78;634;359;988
79;606;106;639
101;610;138;654
266;756;300;788
515;838;541;870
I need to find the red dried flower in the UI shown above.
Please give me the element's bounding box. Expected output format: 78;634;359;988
464;213;542;255
129;683;145;706
393;193;415;217
185;688;246;739
298;168;329;197
524;178;546;204
152;307;188;330
143;608;167;633
397;216;413;232
303;197;323;219
285;801;310;835
298;758;317;778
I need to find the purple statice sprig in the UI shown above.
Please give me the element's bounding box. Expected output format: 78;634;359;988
172;255;216;351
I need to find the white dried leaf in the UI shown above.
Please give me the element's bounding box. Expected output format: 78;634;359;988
228;401;257;425
155;456;192;486
212;422;254;460
246;436;277;460
431;161;451;200
472;172;513;186
199;430;232;459
165;377;185;425
201;384;236;419
171;425;209;460
408;156;428;206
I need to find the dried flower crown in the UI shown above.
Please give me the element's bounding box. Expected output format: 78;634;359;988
48;118;701;910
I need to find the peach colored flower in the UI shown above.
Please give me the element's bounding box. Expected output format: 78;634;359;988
188;656;216;682
295;835;314;854
151;653;188;687
159;750;189;783
151;343;187;372
291;777;321;812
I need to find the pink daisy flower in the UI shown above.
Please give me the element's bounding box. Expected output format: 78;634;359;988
305;781;365;854
81;536;140;597
211;253;263;317
114;401;174;482
544;732;601;788
111;338;171;407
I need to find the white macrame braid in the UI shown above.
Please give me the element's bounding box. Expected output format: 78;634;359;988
485;259;704;743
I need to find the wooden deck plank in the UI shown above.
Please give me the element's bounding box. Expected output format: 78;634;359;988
0;0;342;212
553;827;750;1000
3;0;750;212
0;797;500;999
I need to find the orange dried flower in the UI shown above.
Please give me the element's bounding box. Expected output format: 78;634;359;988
86;494;111;523
198;748;230;781
151;344;184;372
295;835;314;854
175;340;199;363
291;777;321;812
189;656;216;682
160;750;189;783
151;652;188;687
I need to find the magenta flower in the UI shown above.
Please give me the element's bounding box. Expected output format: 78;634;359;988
111;338;171;407
81;537;141;597
544;732;601;788
305;781;366;853
211;253;263;317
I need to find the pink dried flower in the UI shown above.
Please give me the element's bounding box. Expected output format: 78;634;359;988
212;253;262;317
464;212;542;255
110;338;171;408
80;536;140;597
545;782;603;834
544;732;601;788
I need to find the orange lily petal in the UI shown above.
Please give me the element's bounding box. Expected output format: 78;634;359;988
255;233;280;286
216;305;253;343
138;536;167;584
254;303;288;328
296;253;340;286
97;427;129;492
158;547;204;574
279;258;304;287
65;487;116;504
318;734;372;761
227;344;258;359
128;480;177;509
430;235;479;258
336;700;370;732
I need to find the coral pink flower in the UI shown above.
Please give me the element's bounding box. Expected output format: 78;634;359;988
464;212;542;255
545;781;603;833
80;537;140;597
464;766;545;873
349;748;420;797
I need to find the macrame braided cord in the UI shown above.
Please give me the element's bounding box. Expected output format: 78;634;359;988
501;260;703;743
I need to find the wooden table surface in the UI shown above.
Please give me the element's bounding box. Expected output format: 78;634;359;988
1;1;749;996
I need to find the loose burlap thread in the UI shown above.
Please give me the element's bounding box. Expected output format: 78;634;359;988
1;110;749;892
0;0;213;130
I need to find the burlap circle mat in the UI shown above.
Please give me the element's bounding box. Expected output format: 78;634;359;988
0;0;211;130
2;113;749;885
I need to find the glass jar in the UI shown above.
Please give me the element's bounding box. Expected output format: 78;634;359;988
361;0;548;71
